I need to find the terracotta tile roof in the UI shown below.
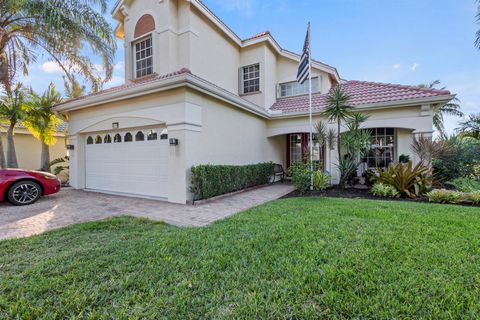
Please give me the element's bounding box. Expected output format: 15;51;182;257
270;80;452;114
243;31;271;42
1;122;68;133
58;68;192;105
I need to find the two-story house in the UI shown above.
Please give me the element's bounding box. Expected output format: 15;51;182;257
56;0;455;204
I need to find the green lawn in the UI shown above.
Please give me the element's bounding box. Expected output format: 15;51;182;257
1;198;480;319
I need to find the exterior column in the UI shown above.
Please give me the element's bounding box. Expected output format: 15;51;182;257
68;134;85;189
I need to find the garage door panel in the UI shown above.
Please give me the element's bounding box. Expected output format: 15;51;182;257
85;128;168;199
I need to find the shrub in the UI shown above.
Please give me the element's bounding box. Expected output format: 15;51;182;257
370;161;433;198
451;177;480;192
190;162;274;200
313;171;331;191
371;182;399;198
399;154;410;163
427;189;463;204
433;136;480;181
468;191;480;205
288;162;311;194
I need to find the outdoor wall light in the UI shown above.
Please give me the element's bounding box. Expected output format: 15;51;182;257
66;144;75;150
169;138;179;146
112;122;119;129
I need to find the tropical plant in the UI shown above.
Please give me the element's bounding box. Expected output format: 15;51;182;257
322;85;353;170
312;170;330;191
288;161;312;194
399;154;410;163
427;189;463;204
371;182;399;198
0;83;29;167
433;135;480;181
456;113;480;140
49;156;69;182
411;134;452;167
417;80;463;137
451;177;480;192
23;84;63;171
63;75;86;100
0;0;116;93
371;161;433;198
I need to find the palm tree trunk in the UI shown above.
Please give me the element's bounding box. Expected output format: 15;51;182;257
0;133;6;168
40;142;50;172
6;123;18;168
337;119;342;186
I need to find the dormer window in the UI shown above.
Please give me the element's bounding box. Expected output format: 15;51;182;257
134;36;153;78
240;64;260;94
278;77;321;98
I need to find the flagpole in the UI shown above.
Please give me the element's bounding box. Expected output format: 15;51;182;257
308;22;313;190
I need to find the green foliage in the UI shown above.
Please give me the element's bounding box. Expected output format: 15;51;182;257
451;177;480;192
371;182;399;198
49;156;69;176
433;136;480;181
190;162;274;200
312;170;330;191
456;113;480;140
2;199;480;318
427;189;463;204
371;161;433;198
469;191;480;204
0;0;116;92
288;161;312;194
398;154;410;163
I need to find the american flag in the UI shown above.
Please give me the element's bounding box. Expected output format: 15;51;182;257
297;23;310;85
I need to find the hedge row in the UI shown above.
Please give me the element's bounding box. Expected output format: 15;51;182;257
190;162;275;200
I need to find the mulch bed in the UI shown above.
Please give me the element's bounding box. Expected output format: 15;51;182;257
282;187;480;208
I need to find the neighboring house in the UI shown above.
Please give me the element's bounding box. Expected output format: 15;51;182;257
56;0;454;204
0;124;68;170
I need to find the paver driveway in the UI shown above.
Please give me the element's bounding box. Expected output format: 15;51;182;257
0;184;294;240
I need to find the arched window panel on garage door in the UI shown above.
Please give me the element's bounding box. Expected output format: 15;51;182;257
114;134;122;143
87;136;93;144
136;131;145;141
160;128;168;140
124;132;133;142
147;129;158;141
95;135;102;144
104;134;112;143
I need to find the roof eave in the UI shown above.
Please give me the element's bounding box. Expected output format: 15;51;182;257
269;94;457;119
55;75;270;119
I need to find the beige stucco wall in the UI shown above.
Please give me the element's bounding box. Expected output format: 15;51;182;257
0;131;67;170
119;0;334;110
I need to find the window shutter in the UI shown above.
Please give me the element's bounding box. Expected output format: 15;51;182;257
238;67;244;95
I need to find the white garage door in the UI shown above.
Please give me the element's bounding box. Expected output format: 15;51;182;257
85;127;169;199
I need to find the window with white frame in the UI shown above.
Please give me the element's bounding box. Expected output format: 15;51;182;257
365;128;395;168
241;64;260;94
278;77;320;98
134;36;153;78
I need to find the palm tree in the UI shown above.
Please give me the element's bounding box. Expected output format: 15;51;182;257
418;80;463;137
63;75;86;100
456;113;480;140
0;0;116;93
322;85;353;167
23;84;63;171
476;0;480;50
0;83;28;167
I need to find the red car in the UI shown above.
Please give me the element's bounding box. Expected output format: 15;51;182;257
0;169;61;206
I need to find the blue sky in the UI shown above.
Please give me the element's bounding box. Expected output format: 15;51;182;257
22;0;479;134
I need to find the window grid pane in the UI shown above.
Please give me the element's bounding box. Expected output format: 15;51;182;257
242;64;260;94
365;128;395;169
134;37;153;78
279;78;320;98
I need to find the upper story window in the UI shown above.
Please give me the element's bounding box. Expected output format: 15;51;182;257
241;64;260;94
134;36;153;78
278;77;320;98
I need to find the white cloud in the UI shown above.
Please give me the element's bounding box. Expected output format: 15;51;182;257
410;63;420;71
392;63;401;69
40;61;64;74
